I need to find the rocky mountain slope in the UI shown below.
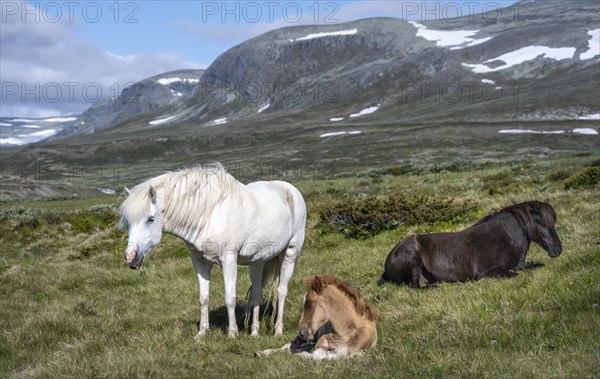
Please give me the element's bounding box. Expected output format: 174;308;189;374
52;69;204;139
148;0;598;127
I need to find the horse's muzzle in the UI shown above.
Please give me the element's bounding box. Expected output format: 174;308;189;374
549;246;562;258
297;328;311;342
125;244;143;269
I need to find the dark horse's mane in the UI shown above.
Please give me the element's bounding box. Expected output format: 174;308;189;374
470;201;556;229
304;275;378;322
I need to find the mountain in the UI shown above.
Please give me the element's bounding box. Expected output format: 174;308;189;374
52;69;205;139
1;0;599;199
148;0;598;126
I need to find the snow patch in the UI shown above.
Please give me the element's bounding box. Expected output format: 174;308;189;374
349;105;380;118
0;122;12;127
481;79;496;85
211;117;228;125
100;188;117;195
498;129;598;135
329;117;344;122
579;113;600;120
498;129;565;134
149;115;176;126
409;21;490;49
21;124;41;129
572;128;599;135
294;28;358;42
463;45;576;73
257;102;270;113
320;131;362;138
580;29;600;60
157;77;200;85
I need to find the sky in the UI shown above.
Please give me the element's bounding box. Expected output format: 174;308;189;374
0;0;519;118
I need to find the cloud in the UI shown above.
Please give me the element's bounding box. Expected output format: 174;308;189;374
0;3;201;117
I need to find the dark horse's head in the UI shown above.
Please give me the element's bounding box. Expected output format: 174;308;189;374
508;201;562;258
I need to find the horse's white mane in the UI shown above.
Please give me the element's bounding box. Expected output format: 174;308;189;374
119;163;239;236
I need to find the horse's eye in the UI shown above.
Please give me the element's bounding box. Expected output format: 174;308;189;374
147;216;155;223
304;301;312;309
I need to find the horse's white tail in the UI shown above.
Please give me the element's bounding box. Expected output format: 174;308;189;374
244;254;284;331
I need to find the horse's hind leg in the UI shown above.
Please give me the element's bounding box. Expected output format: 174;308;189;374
484;265;518;278
409;265;422;288
248;263;265;336
255;343;291;357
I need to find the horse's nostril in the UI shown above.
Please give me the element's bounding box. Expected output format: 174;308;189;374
298;328;308;341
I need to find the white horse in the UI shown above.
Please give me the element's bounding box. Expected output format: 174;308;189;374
119;163;306;337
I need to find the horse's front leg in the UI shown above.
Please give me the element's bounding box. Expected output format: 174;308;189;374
190;252;212;338
222;251;239;337
248;263;265;336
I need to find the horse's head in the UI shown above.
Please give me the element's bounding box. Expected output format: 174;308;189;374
297;276;332;342
119;185;163;269
527;201;562;258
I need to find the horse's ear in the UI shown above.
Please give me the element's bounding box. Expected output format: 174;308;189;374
124;186;131;195
310;276;328;294
148;186;157;204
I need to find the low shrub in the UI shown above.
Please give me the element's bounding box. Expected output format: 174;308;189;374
0;205;119;244
317;192;473;239
564;167;600;190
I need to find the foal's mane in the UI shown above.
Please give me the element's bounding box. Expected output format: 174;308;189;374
471;201;556;229
119;163;239;234
305;275;377;322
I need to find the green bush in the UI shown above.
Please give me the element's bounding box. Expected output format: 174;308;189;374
564;167;600;190
0;205;119;245
317;192;473;239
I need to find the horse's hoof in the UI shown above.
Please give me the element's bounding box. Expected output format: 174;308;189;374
251;330;259;337
194;332;206;340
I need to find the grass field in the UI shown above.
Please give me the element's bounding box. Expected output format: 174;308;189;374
1;155;599;378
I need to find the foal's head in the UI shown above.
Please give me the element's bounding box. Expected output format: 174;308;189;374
297;275;376;342
510;201;562;258
297;275;332;342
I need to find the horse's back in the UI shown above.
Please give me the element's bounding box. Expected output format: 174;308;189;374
417;217;525;281
246;181;306;218
245;181;306;242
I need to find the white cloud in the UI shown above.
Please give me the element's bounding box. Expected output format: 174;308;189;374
1;4;201;117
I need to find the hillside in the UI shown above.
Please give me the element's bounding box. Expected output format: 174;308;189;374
1;0;598;199
52;69;205;139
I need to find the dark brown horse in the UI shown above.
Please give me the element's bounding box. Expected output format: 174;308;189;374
378;201;562;287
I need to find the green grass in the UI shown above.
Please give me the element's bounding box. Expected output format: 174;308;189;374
1;156;599;378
